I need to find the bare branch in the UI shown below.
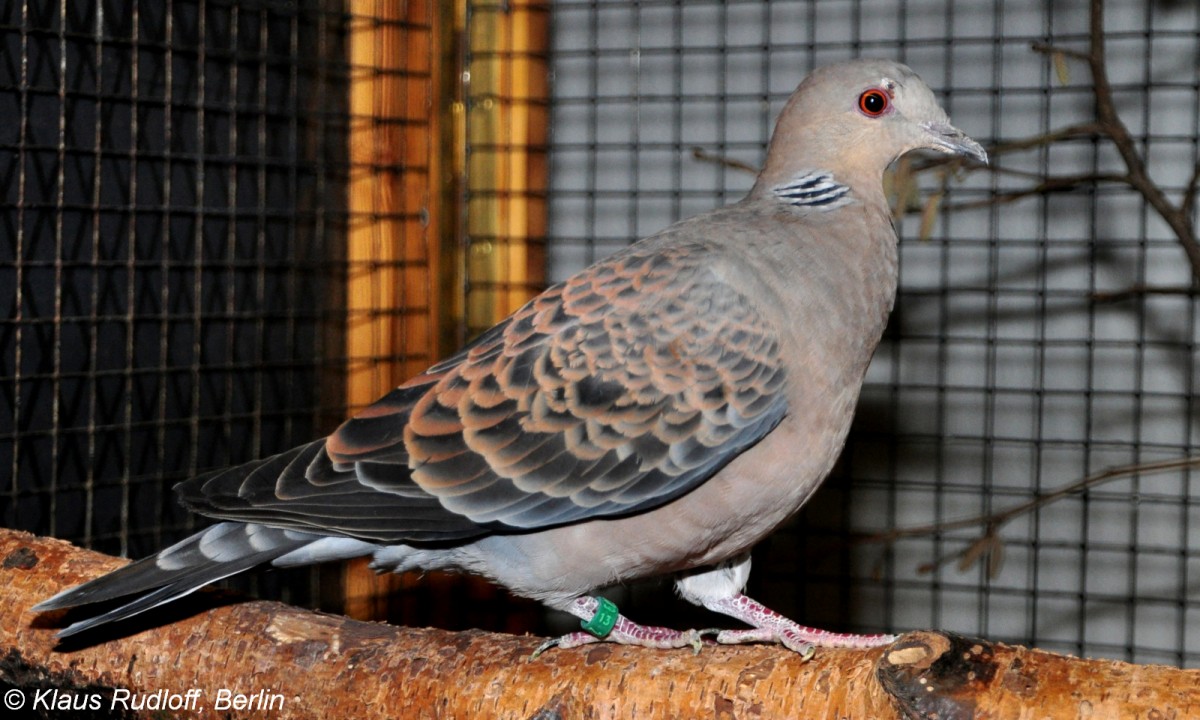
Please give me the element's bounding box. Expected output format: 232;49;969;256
1083;0;1200;281
857;456;1200;555
1183;160;1200;222
6;531;1200;717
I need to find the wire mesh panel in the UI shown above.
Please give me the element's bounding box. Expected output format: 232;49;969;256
545;0;1200;666
0;0;350;605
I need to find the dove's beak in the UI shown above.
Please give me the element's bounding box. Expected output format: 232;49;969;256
921;122;988;164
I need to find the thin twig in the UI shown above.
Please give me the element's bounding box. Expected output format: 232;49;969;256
859;456;1200;543
689;146;758;174
937;172;1127;213
1091;284;1200;303
1030;42;1091;64
974;122;1102;159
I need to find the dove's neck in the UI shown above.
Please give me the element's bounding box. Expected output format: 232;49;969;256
754;163;890;208
750;119;898;209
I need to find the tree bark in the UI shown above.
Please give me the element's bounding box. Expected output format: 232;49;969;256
1;529;1196;719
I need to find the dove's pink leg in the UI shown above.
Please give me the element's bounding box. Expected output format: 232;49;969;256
533;596;710;656
704;593;897;655
675;556;895;656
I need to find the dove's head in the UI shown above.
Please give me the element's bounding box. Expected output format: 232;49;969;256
754;59;986;195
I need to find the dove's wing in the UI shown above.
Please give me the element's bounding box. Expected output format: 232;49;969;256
177;238;788;542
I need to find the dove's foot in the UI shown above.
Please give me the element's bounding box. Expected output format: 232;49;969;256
531;596;717;658
533;624;710;656
704;593;897;656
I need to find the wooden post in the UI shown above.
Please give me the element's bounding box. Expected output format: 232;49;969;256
345;0;443;409
341;0;466;621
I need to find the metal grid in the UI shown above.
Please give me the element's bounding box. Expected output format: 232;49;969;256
1;0;351;605
545;0;1200;666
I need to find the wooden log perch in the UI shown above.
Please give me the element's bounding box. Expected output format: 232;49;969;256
1;529;1197;719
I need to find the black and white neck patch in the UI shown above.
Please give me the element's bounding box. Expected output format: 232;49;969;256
773;170;852;210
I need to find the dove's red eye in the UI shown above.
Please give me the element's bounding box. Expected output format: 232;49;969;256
858;89;890;117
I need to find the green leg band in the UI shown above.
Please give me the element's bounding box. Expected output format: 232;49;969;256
580;596;619;639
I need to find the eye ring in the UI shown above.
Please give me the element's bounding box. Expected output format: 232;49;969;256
858;89;890;117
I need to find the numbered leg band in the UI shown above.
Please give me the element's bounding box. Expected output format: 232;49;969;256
580;597;619;638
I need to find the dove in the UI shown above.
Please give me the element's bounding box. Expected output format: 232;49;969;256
34;59;985;655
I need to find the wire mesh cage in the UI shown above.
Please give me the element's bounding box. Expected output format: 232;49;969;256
3;0;1198;669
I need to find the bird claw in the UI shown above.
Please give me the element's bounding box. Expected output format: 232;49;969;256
691;628;725;654
529;629;611;660
529;636;564;661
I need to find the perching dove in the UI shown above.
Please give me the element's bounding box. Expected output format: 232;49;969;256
35;59;985;655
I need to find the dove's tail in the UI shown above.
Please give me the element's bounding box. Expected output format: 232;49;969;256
33;521;375;638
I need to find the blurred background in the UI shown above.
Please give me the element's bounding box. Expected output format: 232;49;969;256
2;0;1198;667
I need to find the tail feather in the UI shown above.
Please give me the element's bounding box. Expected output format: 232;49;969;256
34;522;326;638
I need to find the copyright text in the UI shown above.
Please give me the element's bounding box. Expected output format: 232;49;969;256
4;687;286;713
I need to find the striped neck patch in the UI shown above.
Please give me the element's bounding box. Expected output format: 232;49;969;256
773;170;852;209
